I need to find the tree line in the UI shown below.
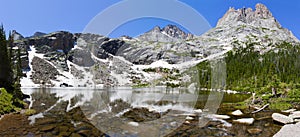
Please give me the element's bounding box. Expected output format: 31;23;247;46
197;41;300;98
0;24;25;114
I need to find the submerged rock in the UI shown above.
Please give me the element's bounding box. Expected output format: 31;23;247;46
40;124;56;132
185;116;194;120
194;109;203;113
122;107;161;122
247;128;262;135
128;122;139;127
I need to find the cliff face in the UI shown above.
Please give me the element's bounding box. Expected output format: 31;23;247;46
213;3;298;44
31;57;59;85
27;31;75;54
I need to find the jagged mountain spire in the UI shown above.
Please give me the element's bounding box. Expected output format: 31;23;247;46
217;3;280;28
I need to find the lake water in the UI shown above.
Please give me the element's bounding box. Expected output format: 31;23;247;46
0;87;281;136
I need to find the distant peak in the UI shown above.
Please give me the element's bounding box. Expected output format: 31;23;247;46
162;24;192;39
163;24;179;29
32;31;46;37
11;30;24;40
138;24;193;42
217;3;277;27
163;25;182;33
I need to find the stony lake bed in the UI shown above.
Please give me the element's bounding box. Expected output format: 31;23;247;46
0;87;293;137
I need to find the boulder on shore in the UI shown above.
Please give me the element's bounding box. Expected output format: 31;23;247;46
231;110;243;116
272;113;294;124
274;122;300;137
289;111;300;119
233;118;254;124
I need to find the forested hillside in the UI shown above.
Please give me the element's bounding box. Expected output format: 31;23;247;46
197;42;300;109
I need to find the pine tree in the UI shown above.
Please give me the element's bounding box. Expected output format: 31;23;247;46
8;31;13;61
16;48;23;78
0;24;14;91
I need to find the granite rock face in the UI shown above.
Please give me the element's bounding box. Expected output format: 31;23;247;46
217;3;277;28
76;33;125;59
68;49;95;67
12;30;24;41
27;31;75;54
190;3;299;57
31;57;59;85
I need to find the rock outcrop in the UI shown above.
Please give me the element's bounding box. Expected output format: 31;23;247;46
217;3;276;28
68;49;94;67
31;57;59;85
76;33;126;59
12;30;24;40
212;3;298;45
27;31;74;54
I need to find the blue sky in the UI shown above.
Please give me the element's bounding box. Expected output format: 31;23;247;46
0;0;299;39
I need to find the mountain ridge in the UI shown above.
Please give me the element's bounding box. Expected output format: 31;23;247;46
11;3;299;88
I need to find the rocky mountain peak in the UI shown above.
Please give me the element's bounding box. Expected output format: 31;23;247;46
137;24;193;42
201;3;299;48
216;3;279;28
255;3;273;18
162;25;192;40
12;30;24;40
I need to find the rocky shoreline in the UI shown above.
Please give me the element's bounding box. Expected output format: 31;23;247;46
0;105;284;137
0;92;288;137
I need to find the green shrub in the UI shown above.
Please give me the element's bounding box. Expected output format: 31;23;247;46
0;88;15;114
269;102;292;110
24;109;37;116
288;89;300;98
262;94;273;100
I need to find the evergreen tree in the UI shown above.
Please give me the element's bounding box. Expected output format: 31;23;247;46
16;48;23;78
8;31;13;61
0;25;13;91
197;41;300;95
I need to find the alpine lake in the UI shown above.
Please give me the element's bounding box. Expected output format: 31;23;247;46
0;87;282;137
